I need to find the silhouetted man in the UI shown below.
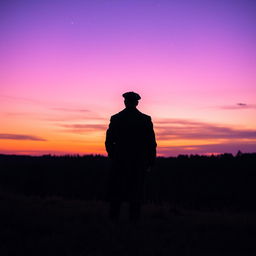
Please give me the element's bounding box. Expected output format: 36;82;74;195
105;92;157;222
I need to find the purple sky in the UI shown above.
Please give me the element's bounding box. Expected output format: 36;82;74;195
1;0;256;156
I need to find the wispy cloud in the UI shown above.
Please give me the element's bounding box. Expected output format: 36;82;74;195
237;103;247;107
1;94;104;121
50;107;91;113
58;123;107;133
0;94;50;106
0;133;47;141
155;118;256;141
219;103;256;110
47;107;105;122
154;118;256;155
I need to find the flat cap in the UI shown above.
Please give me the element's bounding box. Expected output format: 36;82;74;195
122;91;141;101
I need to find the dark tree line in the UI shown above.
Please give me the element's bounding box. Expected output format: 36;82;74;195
1;152;256;211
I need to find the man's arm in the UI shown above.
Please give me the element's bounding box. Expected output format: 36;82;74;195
147;116;157;166
105;117;115;159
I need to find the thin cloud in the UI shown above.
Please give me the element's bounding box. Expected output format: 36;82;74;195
0;94;42;104
155;118;204;126
155;118;256;140
47;107;105;122
51;107;91;113
0;133;47;141
46;116;106;122
219;103;256;110
237;103;247;107
58;123;107;133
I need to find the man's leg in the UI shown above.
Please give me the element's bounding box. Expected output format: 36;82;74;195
129;202;141;222
109;200;121;221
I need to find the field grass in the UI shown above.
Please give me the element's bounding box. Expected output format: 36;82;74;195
1;190;256;256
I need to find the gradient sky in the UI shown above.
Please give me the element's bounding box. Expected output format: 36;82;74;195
1;0;256;156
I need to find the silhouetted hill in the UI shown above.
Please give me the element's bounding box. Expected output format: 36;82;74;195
1;153;256;211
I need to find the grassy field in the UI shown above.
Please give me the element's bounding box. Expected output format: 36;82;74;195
1;190;256;256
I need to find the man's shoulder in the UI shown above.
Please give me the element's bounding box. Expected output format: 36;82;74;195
137;110;152;121
110;110;125;120
112;109;151;118
110;109;152;123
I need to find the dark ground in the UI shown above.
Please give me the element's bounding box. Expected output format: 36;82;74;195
1;190;256;256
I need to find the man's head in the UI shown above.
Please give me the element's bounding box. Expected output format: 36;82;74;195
122;92;141;109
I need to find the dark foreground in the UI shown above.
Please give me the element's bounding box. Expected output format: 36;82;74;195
1;191;255;256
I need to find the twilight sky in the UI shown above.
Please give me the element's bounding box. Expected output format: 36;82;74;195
1;0;256;156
